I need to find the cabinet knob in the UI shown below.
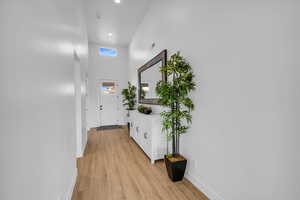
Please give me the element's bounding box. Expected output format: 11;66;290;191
144;132;148;139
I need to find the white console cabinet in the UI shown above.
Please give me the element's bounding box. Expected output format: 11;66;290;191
128;111;167;164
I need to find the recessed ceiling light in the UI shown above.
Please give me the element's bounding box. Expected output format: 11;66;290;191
108;33;113;37
114;0;121;4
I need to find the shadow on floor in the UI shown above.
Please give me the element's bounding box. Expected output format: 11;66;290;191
96;125;122;131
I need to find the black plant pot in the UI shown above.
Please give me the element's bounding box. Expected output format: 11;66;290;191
127;122;130;132
164;155;187;182
144;109;152;115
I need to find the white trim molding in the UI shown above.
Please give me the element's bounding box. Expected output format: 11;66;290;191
185;172;225;200
79;137;88;158
66;168;78;200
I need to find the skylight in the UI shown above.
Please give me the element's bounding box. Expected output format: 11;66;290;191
99;48;117;56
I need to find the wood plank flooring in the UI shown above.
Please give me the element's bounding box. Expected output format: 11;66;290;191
72;127;208;200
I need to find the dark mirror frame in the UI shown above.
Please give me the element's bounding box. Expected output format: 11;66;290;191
138;49;167;105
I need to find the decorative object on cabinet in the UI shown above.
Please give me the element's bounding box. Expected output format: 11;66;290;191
156;52;196;182
138;50;167;105
137;105;152;115
121;82;137;131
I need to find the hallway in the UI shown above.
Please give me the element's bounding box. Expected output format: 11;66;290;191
72;127;208;200
1;0;299;199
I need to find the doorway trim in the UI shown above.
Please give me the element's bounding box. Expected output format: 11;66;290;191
73;51;88;158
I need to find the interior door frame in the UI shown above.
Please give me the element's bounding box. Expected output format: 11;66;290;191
97;79;120;127
74;52;83;158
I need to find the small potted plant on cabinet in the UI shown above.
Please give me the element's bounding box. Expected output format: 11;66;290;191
156;52;195;182
137;105;152;115
121;82;137;131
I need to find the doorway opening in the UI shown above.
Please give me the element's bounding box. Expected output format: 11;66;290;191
97;79;121;128
74;51;87;158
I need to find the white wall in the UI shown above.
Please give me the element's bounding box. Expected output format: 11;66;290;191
0;0;88;199
87;43;129;128
129;0;300;199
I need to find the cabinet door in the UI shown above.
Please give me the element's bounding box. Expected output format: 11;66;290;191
141;129;152;156
134;125;140;141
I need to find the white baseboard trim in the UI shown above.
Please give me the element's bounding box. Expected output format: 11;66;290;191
66;168;77;200
81;137;88;157
77;136;88;158
185;171;225;200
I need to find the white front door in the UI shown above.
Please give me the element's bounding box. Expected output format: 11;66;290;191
98;80;120;126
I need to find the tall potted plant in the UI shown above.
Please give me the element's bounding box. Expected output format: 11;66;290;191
156;52;195;182
121;82;137;130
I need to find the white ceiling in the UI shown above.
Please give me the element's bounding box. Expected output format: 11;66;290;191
83;0;151;47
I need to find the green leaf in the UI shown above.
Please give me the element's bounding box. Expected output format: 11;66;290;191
155;52;197;154
121;82;137;110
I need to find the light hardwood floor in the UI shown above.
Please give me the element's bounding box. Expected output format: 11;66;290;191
72;127;208;200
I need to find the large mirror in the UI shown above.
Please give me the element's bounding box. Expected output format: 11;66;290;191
138;50;167;104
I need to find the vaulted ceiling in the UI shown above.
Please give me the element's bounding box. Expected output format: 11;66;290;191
83;0;151;47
